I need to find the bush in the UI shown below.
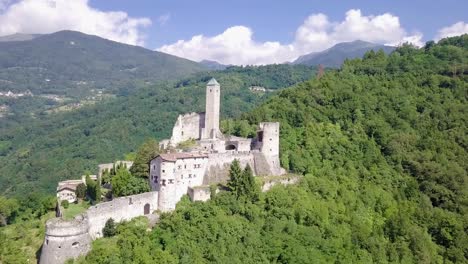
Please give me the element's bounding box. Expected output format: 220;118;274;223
61;200;69;209
103;218;116;237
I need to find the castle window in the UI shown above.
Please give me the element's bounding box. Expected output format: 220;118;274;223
269;138;272;141
129;198;133;205
162;169;165;173
72;242;79;248
162;180;166;186
181;131;184;136
270;149;272;151
181;175;184;179
178;165;182;169
169;179;174;184
189;174;192;178
184;165;187;169
46;239;49;245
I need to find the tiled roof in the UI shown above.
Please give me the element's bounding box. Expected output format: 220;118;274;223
158;152;208;162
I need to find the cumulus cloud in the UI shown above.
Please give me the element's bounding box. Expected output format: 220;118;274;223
436;22;468;41
158;9;422;65
0;0;151;46
159;26;294;65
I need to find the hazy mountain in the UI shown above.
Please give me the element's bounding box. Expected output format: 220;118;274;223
0;30;206;96
0;33;42;42
199;60;228;70
293;40;396;68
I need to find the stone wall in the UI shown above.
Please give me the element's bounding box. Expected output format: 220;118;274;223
188;186;211;202
170;112;204;145
203;151;256;184
86;192;158;238
260;175;300;192
40;215;92;264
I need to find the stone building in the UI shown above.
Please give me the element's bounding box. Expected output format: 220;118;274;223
151;78;285;211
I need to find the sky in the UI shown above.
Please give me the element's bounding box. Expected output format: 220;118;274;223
0;0;467;65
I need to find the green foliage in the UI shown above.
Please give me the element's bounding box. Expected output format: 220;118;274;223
0;196;19;226
75;183;87;199
61;200;69;209
227;161;259;201
111;168;150;197
130;139;160;178
78;35;467;263
85;175;100;202
103;218;117;238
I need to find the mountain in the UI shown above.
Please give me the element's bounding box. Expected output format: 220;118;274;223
199;60;228;70
293;40;396;68
0;30;206;97
0;33;42;42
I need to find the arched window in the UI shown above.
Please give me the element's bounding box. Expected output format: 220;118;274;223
144;203;150;215
225;144;236;150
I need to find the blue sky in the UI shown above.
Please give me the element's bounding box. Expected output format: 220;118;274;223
0;0;467;64
90;0;468;48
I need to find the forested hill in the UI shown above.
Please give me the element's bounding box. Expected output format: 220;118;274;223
74;35;467;263
0;30;205;96
0;64;316;196
293;40;395;68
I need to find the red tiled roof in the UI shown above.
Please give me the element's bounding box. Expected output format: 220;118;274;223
158;152;208;162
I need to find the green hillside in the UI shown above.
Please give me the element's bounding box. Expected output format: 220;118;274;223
72;35;466;263
0;64;316;196
0;30;205;97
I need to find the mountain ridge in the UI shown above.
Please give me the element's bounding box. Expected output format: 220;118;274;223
293;40;396;67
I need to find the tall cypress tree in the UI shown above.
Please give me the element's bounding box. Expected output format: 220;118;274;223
227;159;242;196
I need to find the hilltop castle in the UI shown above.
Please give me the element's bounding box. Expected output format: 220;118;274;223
150;78;285;211
40;79;288;264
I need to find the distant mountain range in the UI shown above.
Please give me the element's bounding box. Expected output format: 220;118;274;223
199;60;228;70
0;30;206;96
293;40;396;68
0;33;42;42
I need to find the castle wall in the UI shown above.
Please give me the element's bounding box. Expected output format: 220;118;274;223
40;215;92;264
203;151;257;184
170;112;204;145
188;186;211;202
86;192;158;239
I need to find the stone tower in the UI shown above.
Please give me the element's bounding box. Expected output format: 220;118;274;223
202;78;221;139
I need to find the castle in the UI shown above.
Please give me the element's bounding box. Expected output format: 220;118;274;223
40;79;288;264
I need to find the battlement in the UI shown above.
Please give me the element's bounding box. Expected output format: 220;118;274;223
45;214;89;237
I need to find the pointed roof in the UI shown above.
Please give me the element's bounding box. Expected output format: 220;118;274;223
207;78;219;86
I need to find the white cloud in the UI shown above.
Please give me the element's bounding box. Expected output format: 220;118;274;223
436;22;468;41
159;26;294;65
158;9;423;65
0;0;151;46
158;13;170;26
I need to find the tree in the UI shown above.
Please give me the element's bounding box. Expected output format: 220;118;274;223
130;139;160;178
227;159;242;196
85;174;100;202
103;218;117;237
61;200;69;209
0;196;19;226
112;168;150;197
241;164;259;202
75;183;86;199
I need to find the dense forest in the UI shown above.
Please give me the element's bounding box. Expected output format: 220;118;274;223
78;35;467;263
0;64;316;196
1;35;467;263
